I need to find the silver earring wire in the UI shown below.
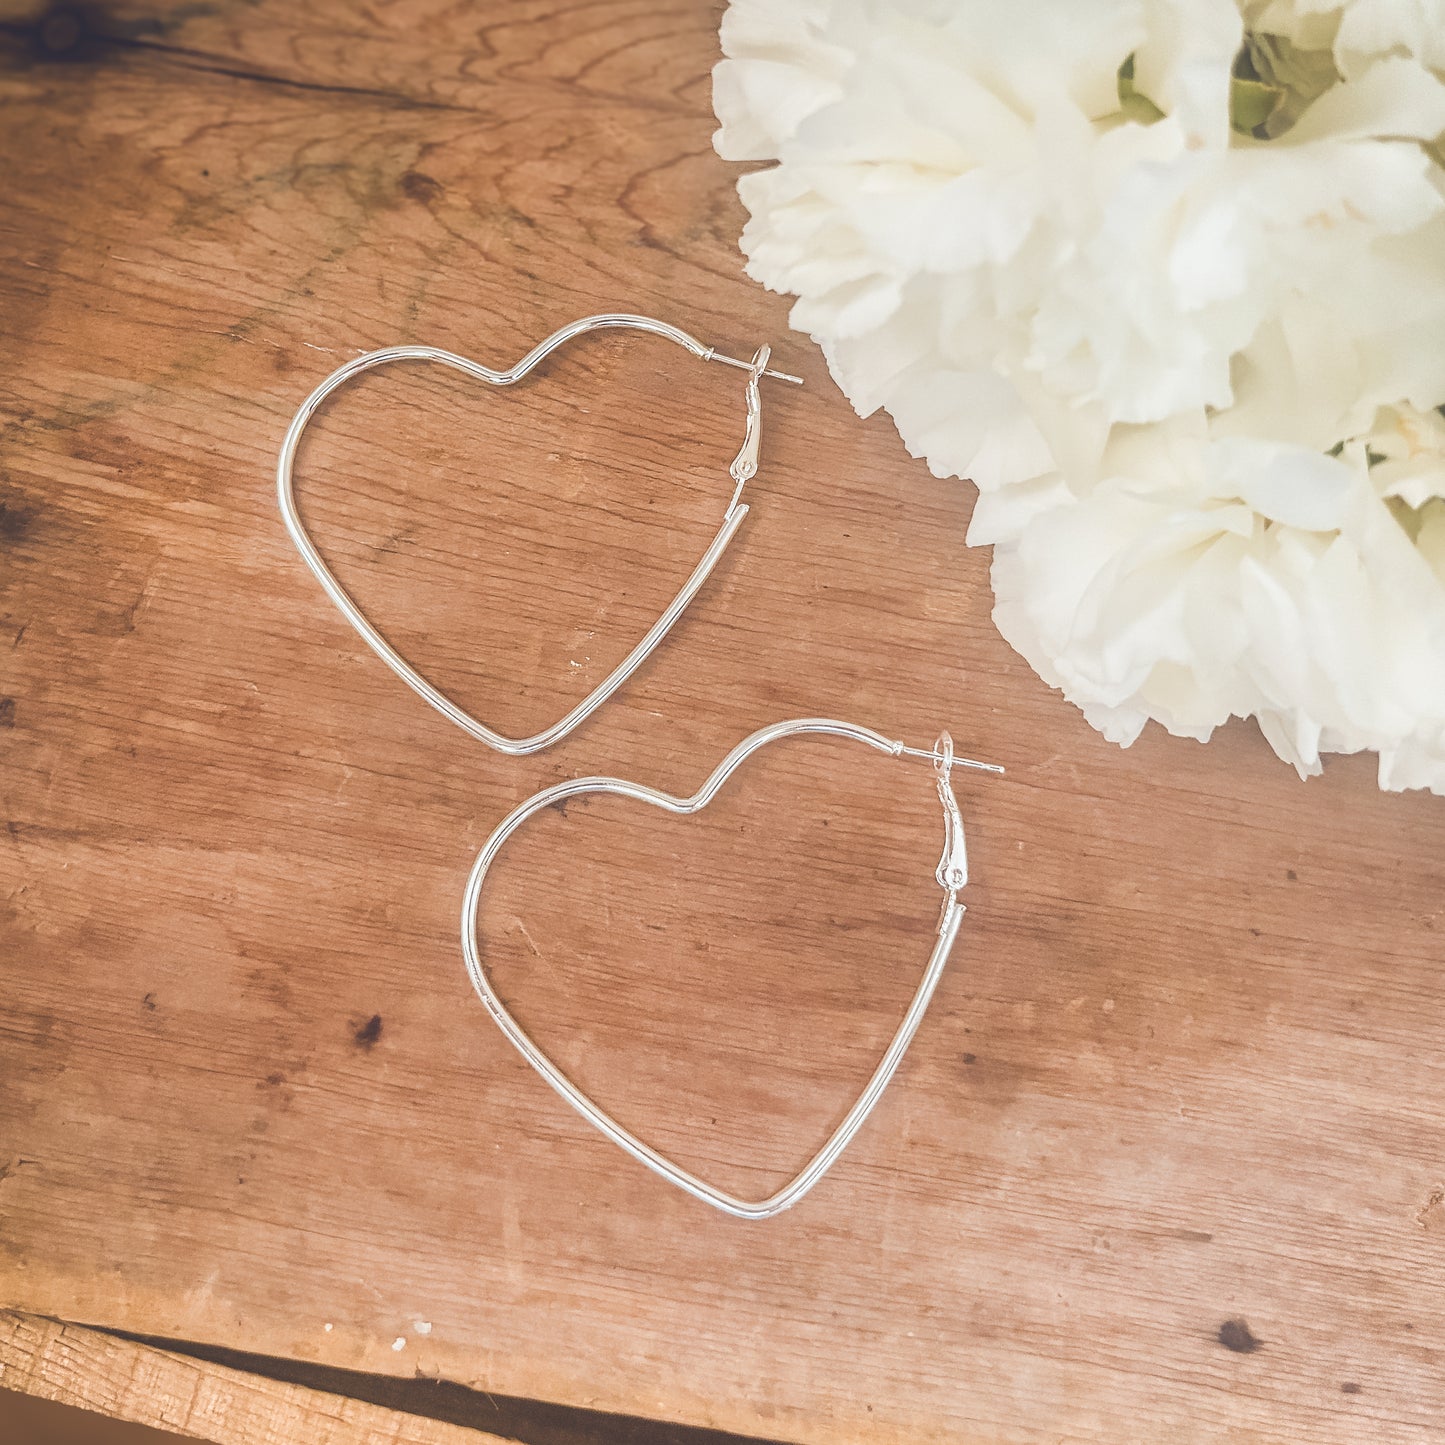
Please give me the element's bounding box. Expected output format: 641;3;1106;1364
461;717;1004;1220
277;314;802;755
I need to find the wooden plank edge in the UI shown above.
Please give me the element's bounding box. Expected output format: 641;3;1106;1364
0;1310;513;1445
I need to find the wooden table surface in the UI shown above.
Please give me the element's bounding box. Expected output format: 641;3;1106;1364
4;3;1445;1442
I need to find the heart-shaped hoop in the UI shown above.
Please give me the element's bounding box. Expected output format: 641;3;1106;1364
461;717;1002;1219
277;314;801;754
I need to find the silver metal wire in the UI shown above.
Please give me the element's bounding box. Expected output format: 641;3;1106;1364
461;717;1002;1219
276;313;800;755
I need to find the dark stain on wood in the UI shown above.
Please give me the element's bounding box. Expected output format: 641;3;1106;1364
0;502;35;542
399;170;443;204
352;1014;383;1050
0;699;14;729
1217;1319;1262;1354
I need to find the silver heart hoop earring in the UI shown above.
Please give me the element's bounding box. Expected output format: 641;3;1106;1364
277;313;802;754
461;717;1004;1219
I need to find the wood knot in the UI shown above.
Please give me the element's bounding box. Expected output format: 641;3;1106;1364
33;5;90;59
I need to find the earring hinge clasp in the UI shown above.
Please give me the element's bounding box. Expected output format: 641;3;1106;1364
722;344;787;518
894;733;1005;932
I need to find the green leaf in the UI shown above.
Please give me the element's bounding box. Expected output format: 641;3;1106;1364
1117;53;1165;125
1230;76;1285;134
1241;32;1341;137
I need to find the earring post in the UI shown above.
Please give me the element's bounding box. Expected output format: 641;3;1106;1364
897;743;1006;775
704;348;804;385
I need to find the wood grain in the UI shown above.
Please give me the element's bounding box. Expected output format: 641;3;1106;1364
0;1310;507;1444
2;3;1444;1442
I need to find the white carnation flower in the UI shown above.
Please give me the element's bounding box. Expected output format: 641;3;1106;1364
715;0;1445;793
